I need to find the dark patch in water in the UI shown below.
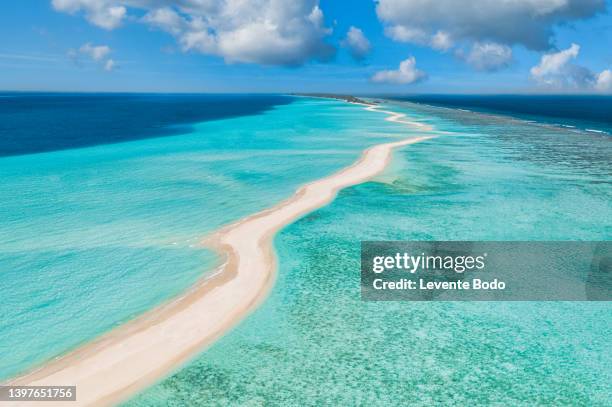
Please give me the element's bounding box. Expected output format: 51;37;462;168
0;93;293;157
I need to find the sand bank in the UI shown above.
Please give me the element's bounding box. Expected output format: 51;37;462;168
6;103;435;406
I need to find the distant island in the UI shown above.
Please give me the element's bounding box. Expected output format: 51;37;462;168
292;93;377;105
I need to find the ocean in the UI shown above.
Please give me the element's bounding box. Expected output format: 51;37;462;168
0;94;610;405
127;98;611;406
0;94;410;379
391;94;612;135
0;93;292;157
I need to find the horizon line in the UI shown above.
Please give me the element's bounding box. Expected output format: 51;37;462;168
2;90;611;97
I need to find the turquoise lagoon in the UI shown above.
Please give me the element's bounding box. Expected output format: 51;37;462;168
0;97;414;379
127;101;611;406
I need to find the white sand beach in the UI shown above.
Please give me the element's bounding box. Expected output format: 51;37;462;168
6;103;435;406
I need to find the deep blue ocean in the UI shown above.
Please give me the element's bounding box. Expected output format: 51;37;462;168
391;95;612;135
0;93;292;157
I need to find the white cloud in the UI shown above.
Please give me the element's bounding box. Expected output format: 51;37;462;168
530;43;611;92
104;59;116;71
180;27;216;54
52;0;126;29
530;43;586;87
385;25;428;44
79;43;111;61
595;70;612;92
376;0;604;51
70;42;115;71
531;43;580;79
431;30;452;51
342;26;371;60
371;57;426;85
142;7;184;35
376;0;604;73
52;0;335;67
463;42;513;71
385;25;454;52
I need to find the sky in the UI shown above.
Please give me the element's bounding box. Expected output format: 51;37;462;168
1;0;611;94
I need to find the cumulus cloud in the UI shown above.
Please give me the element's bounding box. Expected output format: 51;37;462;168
596;70;612;92
530;43;610;92
69;42;116;71
530;43;585;86
141;7;184;35
431;30;452;51
52;0;126;29
371;57;426;85
376;0;605;51
384;25;424;44
80;43;111;61
104;59;116;71
342;26;371;61
531;43;580;78
385;25;453;53
461;42;513;71
52;0;335;66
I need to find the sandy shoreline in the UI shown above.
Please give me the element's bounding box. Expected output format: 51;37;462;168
6;103;435;406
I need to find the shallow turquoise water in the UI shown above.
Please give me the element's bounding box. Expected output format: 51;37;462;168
0;98;412;379
127;102;611;406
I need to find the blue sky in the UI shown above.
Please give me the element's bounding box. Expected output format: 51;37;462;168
1;0;611;93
